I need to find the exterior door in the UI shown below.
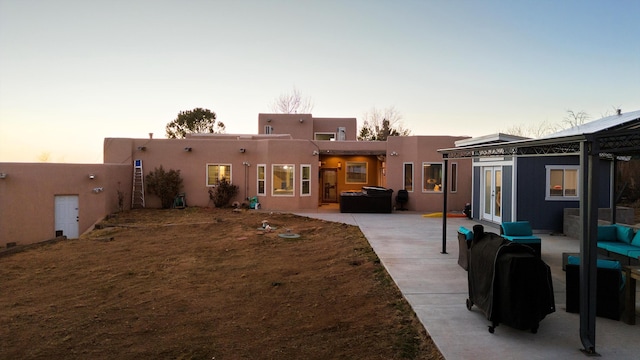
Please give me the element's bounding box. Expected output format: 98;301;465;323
55;195;79;238
321;169;338;203
482;167;502;223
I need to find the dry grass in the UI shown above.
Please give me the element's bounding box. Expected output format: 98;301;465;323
0;208;443;360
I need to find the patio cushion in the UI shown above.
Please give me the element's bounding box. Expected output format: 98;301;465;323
458;226;473;240
632;229;640;247
501;221;533;236
599;242;640;257
503;235;541;244
615;225;634;244
597;225;617;242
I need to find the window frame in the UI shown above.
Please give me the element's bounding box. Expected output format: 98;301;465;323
422;162;443;193
257;164;266;196
300;164;311;196
345;161;368;184
450;162;458;193
314;132;336;141
206;163;232;186
545;165;579;201
272;164;295;197
403;162;414;192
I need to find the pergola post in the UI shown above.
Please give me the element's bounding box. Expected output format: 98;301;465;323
442;158;448;254
579;139;599;355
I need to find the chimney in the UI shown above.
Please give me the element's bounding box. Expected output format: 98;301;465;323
149;132;153;139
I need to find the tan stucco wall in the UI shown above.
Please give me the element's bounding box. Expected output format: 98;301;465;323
0;163;131;245
258;114;357;141
385;136;472;213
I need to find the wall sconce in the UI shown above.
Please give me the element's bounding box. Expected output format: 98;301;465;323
312;150;319;156
0;173;7;179
242;161;251;166
239;148;246;153
390;151;399;156
184;147;192;152
299;118;304;123
337;161;342;170
267;118;272;122
137;146;146;151
89;174;96;180
92;187;104;193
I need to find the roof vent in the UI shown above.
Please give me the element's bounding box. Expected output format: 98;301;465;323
617;109;622;115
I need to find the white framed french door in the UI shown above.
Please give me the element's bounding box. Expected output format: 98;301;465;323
482;167;502;223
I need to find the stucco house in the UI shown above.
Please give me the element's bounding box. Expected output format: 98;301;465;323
0;113;472;246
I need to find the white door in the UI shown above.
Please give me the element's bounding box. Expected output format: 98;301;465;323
482;167;502;223
55;195;79;238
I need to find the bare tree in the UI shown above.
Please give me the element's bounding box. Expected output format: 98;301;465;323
563;110;590;129
504;120;559;138
358;106;411;141
270;87;314;114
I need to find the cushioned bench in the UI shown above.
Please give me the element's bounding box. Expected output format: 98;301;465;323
596;224;640;266
457;226;473;270
565;255;626;321
500;221;541;258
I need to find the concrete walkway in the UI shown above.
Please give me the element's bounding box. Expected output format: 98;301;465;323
294;210;640;359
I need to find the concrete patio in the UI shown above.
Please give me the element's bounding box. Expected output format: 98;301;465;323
295;209;640;359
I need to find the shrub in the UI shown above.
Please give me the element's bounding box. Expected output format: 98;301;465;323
209;178;238;208
146;166;183;209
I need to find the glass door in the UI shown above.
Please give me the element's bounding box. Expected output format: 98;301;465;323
482;167;502;223
321;169;338;203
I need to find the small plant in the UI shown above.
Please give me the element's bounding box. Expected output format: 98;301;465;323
208;178;238;208
146;166;183;209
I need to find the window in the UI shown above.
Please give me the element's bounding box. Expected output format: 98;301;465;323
272;164;294;196
346;161;367;184
314;132;336;141
422;162;443;192
403;162;413;192
207;164;231;186
546;165;579;200
257;164;266;196
450;163;458;193
265;125;273;134
301;165;311;196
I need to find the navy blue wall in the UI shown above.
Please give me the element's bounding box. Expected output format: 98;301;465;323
516;156;611;232
472;166;481;220
502;166;513;222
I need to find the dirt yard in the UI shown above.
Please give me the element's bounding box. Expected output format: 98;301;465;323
0;208;443;360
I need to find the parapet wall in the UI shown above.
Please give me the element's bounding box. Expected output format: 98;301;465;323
563;207;637;239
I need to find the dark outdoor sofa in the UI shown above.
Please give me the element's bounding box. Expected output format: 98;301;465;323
339;186;393;213
565;255;626;321
596;224;640;266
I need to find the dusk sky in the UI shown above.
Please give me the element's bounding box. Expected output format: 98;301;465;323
1;0;638;163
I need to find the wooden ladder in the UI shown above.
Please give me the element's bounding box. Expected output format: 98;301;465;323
131;159;145;208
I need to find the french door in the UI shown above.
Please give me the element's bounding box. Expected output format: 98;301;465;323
482;167;502;223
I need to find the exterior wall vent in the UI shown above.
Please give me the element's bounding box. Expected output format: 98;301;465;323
265;125;273;134
337;127;346;141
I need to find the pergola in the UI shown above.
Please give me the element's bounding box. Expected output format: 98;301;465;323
438;110;640;354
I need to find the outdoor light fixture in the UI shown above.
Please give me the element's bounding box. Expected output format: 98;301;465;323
137;146;146;151
267;118;272;122
390;151;399;156
92;187;104;193
89;174;95;179
0;173;7;179
312;150;319;156
338;161;342;170
299;118;304;123
239;148;246;153
184;147;192;152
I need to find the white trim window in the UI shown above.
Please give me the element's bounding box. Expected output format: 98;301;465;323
207;164;231;186
345;161;367;184
422;162;443;192
546;165;579;200
403;162;413;192
314;132;336;141
272;164;294;196
301;165;311;196
257;164;266;196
